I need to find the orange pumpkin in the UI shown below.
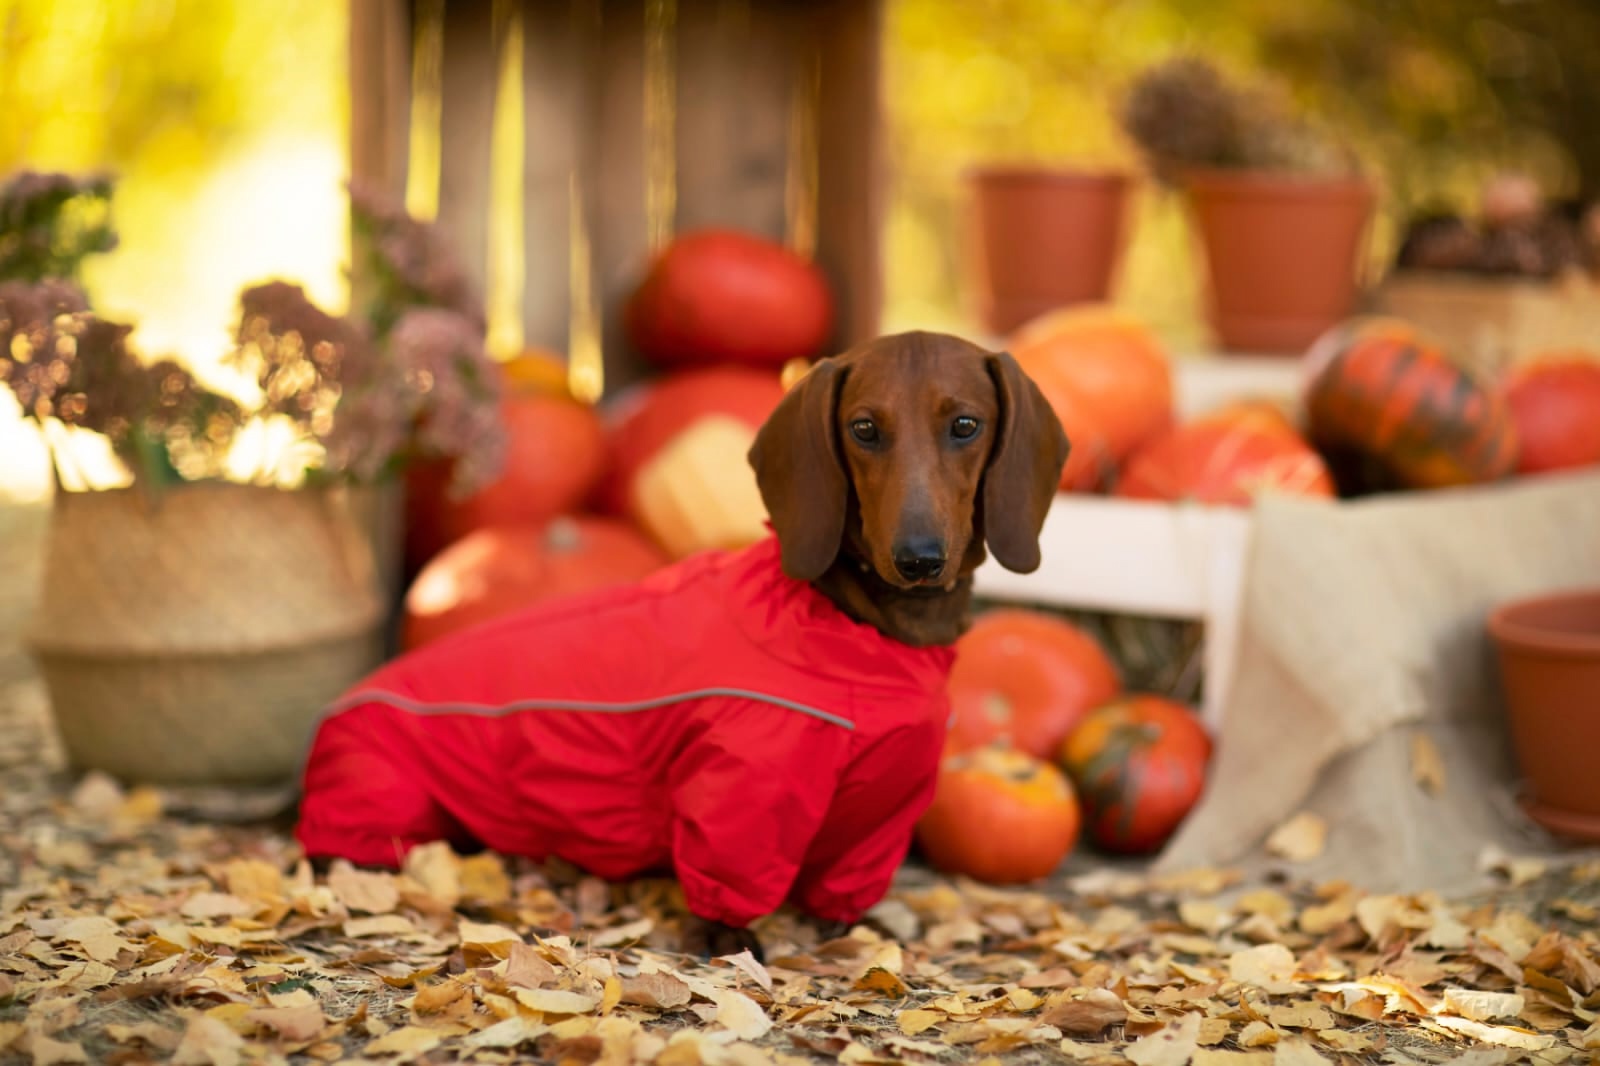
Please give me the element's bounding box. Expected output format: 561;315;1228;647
916;745;1081;884
498;346;573;397
595;366;785;516
1026;369;1116;492
1058;695;1212;855
403;516;668;650
625;228;835;370
1499;354;1600;475
632;415;771;559
1197;399;1301;439
1010;305;1175;466
1115;418;1335;506
1302;316;1519;494
946;610;1121;759
407;391;606;571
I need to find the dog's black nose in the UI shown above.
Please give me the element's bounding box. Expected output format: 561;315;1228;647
892;538;947;582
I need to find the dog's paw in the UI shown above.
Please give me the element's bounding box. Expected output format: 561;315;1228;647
681;916;765;963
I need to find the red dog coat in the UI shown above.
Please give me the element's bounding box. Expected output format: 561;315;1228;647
295;535;955;928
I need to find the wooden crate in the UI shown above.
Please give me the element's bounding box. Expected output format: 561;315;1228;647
349;0;883;395
1371;269;1600;379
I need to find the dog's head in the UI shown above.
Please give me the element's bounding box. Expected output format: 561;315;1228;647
747;330;1068;589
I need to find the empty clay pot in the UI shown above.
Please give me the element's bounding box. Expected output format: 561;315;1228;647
966;167;1133;336
1184;169;1376;356
1487;586;1600;843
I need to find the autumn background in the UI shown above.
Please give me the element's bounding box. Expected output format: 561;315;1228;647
5;0;1600;500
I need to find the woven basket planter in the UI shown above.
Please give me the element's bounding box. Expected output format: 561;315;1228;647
26;481;387;786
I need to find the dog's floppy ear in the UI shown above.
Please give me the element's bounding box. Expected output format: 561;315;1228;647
982;350;1069;573
748;357;849;581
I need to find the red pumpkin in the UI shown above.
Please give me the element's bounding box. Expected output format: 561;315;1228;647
403;516;668;650
625;228;835;370
407;389;607;570
1010;305;1175;466
595;366;786;516
1302;316;1519;495
1198;399;1302;440
916;745;1081;884
946;610;1121;759
1499;354;1600;475
1115;418;1335;506
1058;695;1212;855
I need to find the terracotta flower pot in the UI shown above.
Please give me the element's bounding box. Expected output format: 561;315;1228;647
1184;169;1376;355
966;167;1133;336
1487;586;1600;843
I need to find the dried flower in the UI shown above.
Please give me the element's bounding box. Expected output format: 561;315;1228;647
1119;56;1356;184
348;181;481;337
0;170;118;284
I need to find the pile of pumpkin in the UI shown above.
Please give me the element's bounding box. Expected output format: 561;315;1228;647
1001;306;1600;506
915;607;1212;885
399;227;827;649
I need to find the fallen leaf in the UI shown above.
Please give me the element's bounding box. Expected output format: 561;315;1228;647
221;859;283;901
1228;944;1303;994
327;863;400;914
1194;1051;1273;1065
412;980;470;1015
463;1016;548;1051
402;842;461;906
498;940;558;988
1125;1010;1202;1066
178;893;254;922
362;1024;445;1057
1424;1016;1555;1050
1438;988;1525;1022
1265;812;1327;863
854;966;910;998
621;972;692;1010
514;988;600;1015
245;1003;325;1042
1239;1021;1279;1047
170;1014;245;1066
458;920;522;950
1038;989;1127;1036
103;1022;180;1050
897;1009;943;1036
1575;1019;1600;1050
713;989;773;1041
342;914;416;939
1410;732;1447;795
1265;1002;1334;1030
1272;1037;1331;1065
719;948;773;993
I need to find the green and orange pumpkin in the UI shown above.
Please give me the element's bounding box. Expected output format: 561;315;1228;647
1057;695;1212;855
1301;316;1518;495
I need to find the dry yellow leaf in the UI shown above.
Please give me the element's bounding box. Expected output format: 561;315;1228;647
1265;812;1327;863
402;841;461;906
719;947;773;992
103;1022;179;1051
1194;1051;1272;1065
1297;895;1355;936
457;920;522;950
1272;1037;1331;1065
1410;731;1447;795
854;967;909;998
458;852;512;904
621;972;691;1010
178;893;255;922
897;1009;943;1036
327;863;400;915
1037;989;1127;1036
600;975;623;1014
1264;1002;1334;1030
1439;988;1524;1022
171;1014;246;1066
363;1024;445;1057
462;1016;548;1051
221;859;283;902
1125;1010;1202;1066
1227;944;1303;995
1576;1019;1600;1050
514;987;600;1015
244;1004;325;1043
712;989;773;1041
412;979;470;1015
341;915;415;939
498;940;557;989
1179;900;1229;935
1423;1016;1556;1050
1238;1020;1279;1047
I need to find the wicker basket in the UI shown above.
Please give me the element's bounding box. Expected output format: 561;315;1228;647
26;481;386;786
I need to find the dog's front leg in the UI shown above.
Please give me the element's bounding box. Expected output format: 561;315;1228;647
680;914;765;963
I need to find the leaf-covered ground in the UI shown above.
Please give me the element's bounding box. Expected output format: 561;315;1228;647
3;679;1599;1066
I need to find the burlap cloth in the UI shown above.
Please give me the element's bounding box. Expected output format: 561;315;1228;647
1154;468;1600;892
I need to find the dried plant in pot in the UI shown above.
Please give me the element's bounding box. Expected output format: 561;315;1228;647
1119;56;1375;355
0;172;506;788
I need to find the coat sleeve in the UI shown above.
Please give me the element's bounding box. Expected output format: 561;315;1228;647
786;716;945;925
668;700;854;928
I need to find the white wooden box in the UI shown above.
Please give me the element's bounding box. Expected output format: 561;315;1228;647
972;355;1305;732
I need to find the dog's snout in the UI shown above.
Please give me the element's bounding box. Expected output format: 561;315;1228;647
892;536;947;582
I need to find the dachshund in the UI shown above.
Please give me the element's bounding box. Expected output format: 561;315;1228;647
295;330;1068;962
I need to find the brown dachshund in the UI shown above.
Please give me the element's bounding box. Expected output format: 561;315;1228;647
677;330;1068;957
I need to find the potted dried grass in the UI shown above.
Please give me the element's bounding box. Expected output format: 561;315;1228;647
0;172;505;787
1119;56;1376;355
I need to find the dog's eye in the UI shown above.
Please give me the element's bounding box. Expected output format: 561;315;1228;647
849;419;879;444
951;416;981;440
